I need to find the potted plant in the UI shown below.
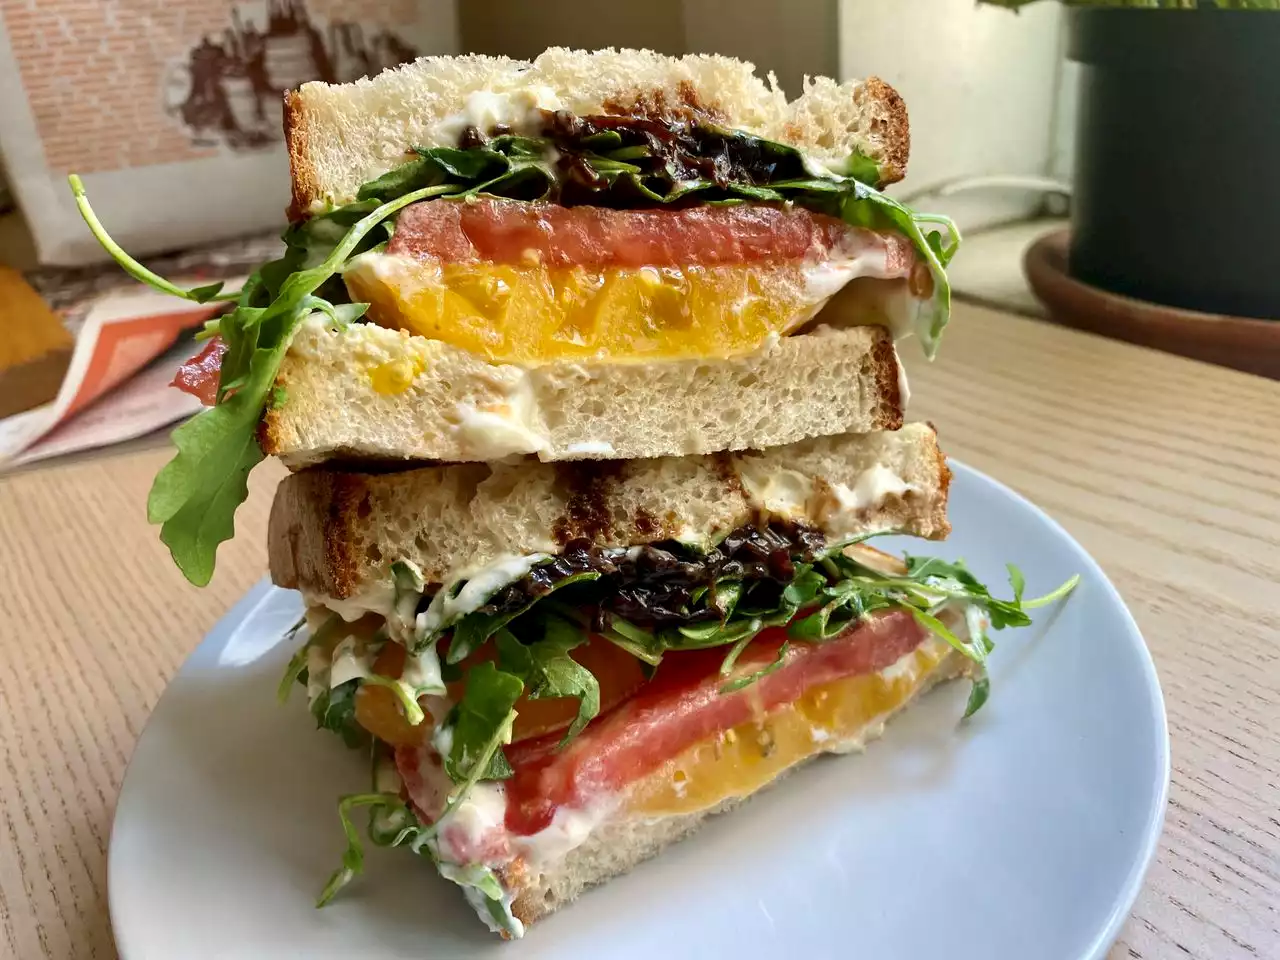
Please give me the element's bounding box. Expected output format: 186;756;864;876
983;0;1280;320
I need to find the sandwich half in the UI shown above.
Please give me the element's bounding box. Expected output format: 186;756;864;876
269;425;1055;937
72;48;960;586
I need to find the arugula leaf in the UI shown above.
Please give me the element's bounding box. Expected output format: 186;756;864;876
720;640;790;694
311;680;368;749
963;673;991;720
69;176;237;304
498;617;601;743
275;619;309;701
1021;573;1081;609
138;182;463;584
782;564;826;606
356;158;445;203
833;185;957;357
445;662;523;782
318;775;523;937
597;625;665;666
445;570;601;663
389;559;425;637
359;675;427;725
1007;563;1026;606
788;594;865;641
315;792;400;906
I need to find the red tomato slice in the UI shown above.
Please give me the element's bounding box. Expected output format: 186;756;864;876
502;609;927;835
171;336;226;406
388;198;917;271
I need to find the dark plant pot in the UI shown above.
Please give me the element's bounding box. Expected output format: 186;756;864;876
1068;9;1280;320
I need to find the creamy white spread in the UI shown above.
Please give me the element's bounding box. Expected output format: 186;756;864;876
310;581;396;623
802;257;884;304
893;341;911;407
515;801;614;867
428;86;565;145
833;464;913;513
454;375;547;460
564;440;616;456
329;636;374;688
737;456;914;537
431;722;454;761
400;644;445;694
454;874;524;939
454;402;545;459
437;781;509;862
417;553;551;637
737;466;815;519
305;644;330;705
426;768;615;872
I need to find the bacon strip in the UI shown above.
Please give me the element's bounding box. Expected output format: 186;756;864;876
171;336;226;406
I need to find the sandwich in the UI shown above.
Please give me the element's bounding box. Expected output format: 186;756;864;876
72;48;1074;939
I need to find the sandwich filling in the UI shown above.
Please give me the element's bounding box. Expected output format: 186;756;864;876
345;199;926;364
281;527;1074;937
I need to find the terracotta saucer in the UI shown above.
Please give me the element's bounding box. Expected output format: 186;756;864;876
1023;229;1280;381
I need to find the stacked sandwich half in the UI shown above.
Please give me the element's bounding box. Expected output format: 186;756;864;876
76;49;1068;939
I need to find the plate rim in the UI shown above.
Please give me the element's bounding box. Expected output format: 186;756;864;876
107;457;1171;960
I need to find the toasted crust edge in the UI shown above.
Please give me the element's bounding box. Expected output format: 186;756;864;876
284;90;317;222
870;332;905;431
268;469;365;601
865;76;910;186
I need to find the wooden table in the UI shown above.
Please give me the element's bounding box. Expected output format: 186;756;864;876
1;302;1276;959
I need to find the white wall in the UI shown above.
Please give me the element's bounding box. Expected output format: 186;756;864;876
838;0;1066;231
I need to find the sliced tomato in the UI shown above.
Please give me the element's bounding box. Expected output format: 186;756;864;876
171;336;226;405
502;610;927;835
388;198;916;270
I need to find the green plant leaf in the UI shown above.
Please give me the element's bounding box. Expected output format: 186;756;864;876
137;182;461;583
445;662;523;782
962;670;991;720
525;617;601;743
311;680;369;750
720;640;790;694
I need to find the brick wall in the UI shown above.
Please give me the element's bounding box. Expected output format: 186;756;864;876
0;0;420;175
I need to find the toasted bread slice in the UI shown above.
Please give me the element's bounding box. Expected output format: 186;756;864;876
260;319;906;469
268;422;950;603
285;48;910;216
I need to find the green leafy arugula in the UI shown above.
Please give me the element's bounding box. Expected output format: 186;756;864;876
497;617;601;744
442;571;601;663
274;614;369;744
441;662;523;781
316;759;522;937
310;681;368;749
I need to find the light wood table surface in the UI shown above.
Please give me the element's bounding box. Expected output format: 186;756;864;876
1;301;1277;959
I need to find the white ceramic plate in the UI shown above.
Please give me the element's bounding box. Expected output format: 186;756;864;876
110;461;1170;960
